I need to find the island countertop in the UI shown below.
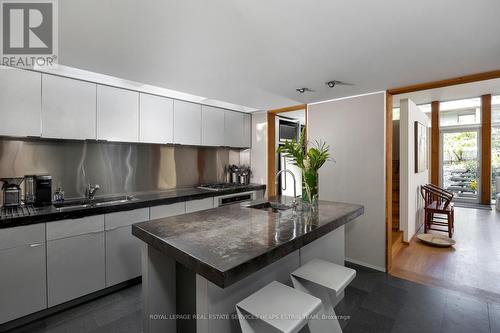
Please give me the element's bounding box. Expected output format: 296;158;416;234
132;197;364;288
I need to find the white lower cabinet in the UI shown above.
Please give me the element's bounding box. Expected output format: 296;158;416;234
105;208;149;286
46;216;106;307
150;202;186;219
106;226;141;286
186;197;215;213
0;193;241;323
47;232;105;307
0;242;46;324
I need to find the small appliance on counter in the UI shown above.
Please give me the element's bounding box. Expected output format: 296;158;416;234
226;165;252;185
238;166;251;185
0;177;24;207
24;175;36;204
35;175;52;207
53;184;65;203
228;164;240;184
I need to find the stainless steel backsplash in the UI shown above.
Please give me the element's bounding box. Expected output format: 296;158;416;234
0;139;247;201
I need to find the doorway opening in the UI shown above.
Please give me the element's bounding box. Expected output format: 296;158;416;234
275;110;306;197
266;105;307;196
441;128;481;203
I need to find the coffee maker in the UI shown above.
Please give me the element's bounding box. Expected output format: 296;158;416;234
34;175;52;207
0;178;24;207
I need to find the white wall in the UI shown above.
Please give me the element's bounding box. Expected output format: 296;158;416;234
250;112;267;188
399;99;429;242
308;92;386;271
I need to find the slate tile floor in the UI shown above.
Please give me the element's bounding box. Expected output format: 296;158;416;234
336;263;498;333
7;263;499;333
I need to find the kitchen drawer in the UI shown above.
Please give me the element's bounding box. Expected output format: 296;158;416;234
150;202;186;220
186;197;214;213
105;208;149;230
46;215;104;241
0;223;45;251
47;232;105;307
105;225;141;286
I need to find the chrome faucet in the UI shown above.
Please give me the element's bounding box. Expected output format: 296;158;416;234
86;184;100;201
275;169;297;210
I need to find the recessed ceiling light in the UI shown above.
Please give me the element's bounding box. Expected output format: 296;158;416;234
296;87;313;93
326;81;336;88
326;80;354;88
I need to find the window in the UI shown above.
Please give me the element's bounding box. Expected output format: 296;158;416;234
492;95;500;124
393;104;429;121
419;104;432;114
393;108;400;120
439;98;481;127
491;96;500;201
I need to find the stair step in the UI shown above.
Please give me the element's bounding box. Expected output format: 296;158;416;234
392;231;404;258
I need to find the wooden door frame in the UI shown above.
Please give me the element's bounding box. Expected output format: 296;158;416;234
386;69;500;272
386;93;393;271
267;104;307;196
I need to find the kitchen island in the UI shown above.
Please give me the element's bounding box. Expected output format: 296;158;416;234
132;196;364;333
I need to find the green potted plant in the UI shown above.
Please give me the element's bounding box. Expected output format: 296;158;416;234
277;129;331;208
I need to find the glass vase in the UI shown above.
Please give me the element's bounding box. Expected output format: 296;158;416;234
301;169;319;210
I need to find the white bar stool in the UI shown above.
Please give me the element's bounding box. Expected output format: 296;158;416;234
291;259;356;333
235;281;322;333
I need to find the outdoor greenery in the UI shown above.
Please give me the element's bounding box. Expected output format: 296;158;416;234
442;131;478;197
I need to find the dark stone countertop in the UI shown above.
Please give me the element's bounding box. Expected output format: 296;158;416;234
132;196;364;288
0;184;266;229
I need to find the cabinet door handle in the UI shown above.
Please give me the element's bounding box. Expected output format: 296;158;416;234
29;243;44;247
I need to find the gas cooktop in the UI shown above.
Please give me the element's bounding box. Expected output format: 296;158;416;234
1;204;36;219
197;183;246;191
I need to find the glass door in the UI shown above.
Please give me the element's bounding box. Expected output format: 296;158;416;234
440;128;481;203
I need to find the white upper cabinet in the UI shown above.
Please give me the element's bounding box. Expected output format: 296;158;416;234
225;110;251;148
173;100;201;145
0;67;41;137
0;67;251;147
201;106;225;146
243;113;251;148
97;85;139;142
139;93;174;144
42;75;97;140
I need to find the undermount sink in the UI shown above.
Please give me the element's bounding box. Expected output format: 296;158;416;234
54;195;136;211
247;201;294;213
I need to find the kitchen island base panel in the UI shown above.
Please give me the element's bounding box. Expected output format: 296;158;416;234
141;226;345;333
142;243;177;333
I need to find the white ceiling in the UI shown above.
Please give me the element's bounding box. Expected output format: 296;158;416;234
277;110;306;124
393;78;500;107
58;0;500;111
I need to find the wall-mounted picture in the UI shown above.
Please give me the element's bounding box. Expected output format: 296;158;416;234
415;121;428;173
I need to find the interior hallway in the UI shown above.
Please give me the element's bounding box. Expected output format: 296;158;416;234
391;206;500;304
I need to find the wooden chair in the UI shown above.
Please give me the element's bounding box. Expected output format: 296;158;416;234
420;184;454;238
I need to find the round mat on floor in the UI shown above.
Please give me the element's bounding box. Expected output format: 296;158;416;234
417;233;456;247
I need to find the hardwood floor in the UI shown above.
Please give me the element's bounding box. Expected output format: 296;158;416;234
391;206;500;304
